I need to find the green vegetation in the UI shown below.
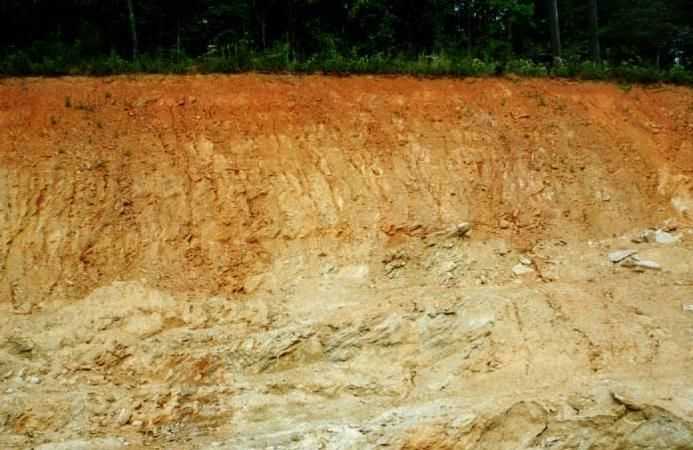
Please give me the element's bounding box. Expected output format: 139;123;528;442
2;43;690;85
1;0;692;85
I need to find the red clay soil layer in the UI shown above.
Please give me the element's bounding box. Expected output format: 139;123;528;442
1;75;692;308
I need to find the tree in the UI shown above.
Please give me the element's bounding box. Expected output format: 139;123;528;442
548;0;561;62
588;0;601;63
603;0;678;68
126;0;138;59
1;0;693;75
590;0;602;64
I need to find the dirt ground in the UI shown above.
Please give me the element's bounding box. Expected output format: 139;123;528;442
1;75;693;449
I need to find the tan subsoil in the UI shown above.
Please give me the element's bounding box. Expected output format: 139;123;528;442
1;75;693;449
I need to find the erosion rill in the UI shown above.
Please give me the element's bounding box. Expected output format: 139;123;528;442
1;75;693;449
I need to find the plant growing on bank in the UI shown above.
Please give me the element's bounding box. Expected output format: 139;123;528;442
0;43;691;86
504;59;548;77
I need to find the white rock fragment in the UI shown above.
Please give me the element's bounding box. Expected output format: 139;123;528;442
632;230;656;243
609;249;663;271
519;256;532;266
512;263;535;276
115;408;131;426
632;229;680;244
447;222;472;238
682;304;693;313
632;259;662;270
654;230;679;244
621;256;662;271
608;250;637;263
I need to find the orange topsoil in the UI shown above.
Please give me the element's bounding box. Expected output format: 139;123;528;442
1;75;692;307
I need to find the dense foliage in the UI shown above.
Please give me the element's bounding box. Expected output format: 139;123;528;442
1;0;692;83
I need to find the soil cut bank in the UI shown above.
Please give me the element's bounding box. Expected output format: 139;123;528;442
1;75;693;449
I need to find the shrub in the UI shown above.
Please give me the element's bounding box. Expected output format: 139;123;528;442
506;58;548;77
454;57;496;76
83;52;130;75
611;63;662;84
668;64;693;84
253;42;292;72
574;61;610;80
0;43;691;86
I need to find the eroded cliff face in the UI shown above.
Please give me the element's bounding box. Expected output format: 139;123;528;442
0;76;692;449
2;75;692;308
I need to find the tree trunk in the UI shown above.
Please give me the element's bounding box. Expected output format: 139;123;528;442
548;0;561;63
466;6;472;57
286;0;293;58
261;18;267;50
126;0;138;59
176;17;181;57
588;0;601;64
253;0;267;50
